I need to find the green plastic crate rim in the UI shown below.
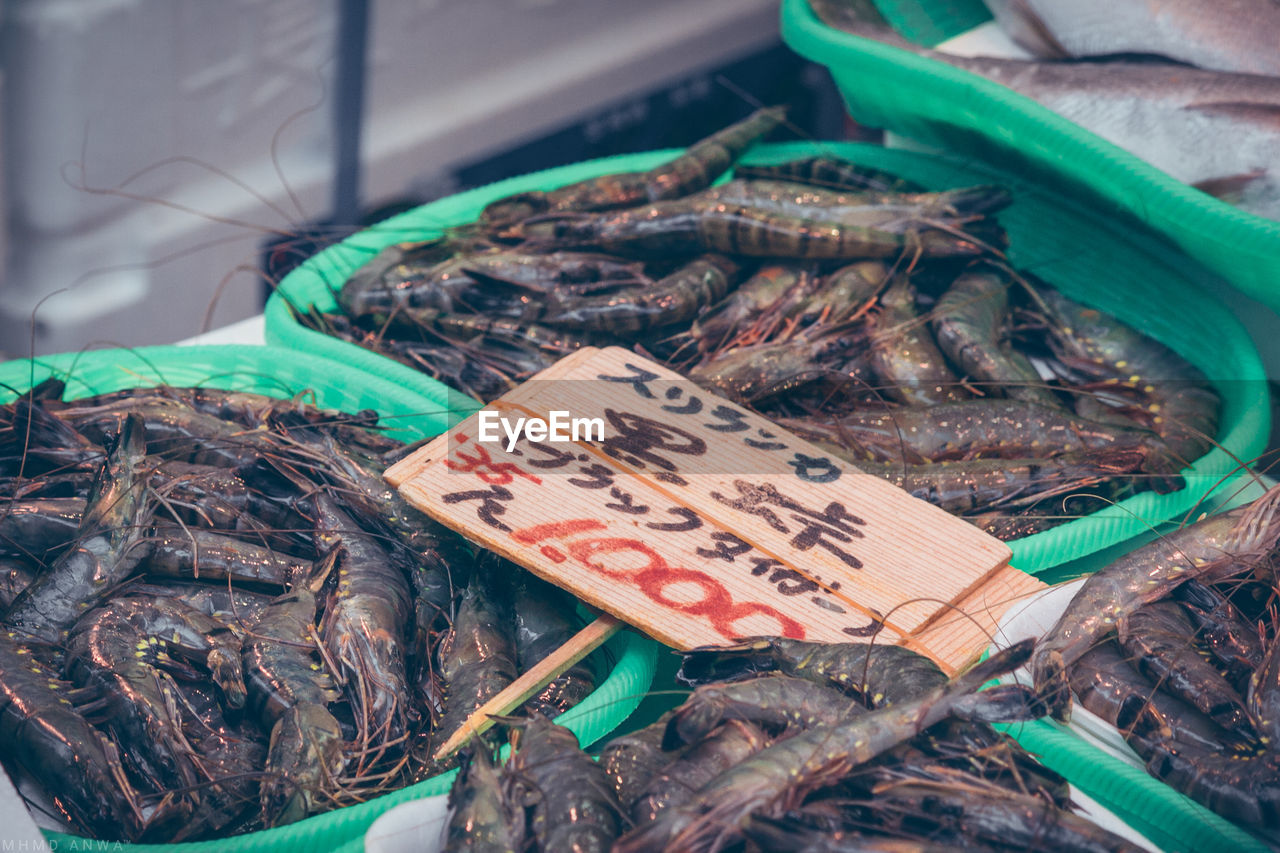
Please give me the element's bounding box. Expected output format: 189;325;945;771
996;718;1271;853
265;141;1269;575
780;0;1280;311
0;344;658;853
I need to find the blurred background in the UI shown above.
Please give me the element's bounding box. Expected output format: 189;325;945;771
0;0;848;358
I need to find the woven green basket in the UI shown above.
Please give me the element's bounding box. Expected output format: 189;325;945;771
0;345;658;853
780;0;1280;311
265;142;1269;575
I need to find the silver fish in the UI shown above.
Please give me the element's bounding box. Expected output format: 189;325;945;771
983;0;1280;77
928;54;1280;218
811;2;1280;219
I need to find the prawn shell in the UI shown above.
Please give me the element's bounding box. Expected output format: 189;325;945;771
869;783;1146;852
689;263;806;353
733;156;928;194
260;702;346;828
867;276;968;406
779;400;1179;493
526;199;993;260
142;525;313;588
479;106;785;226
600;711;685;809
6;414;153;644
1118;600;1252;731
512;573;595;719
244;587;338;725
1247;631;1280;745
314;494;414;746
0;632;141;838
1068;640;1243;754
1032;484;1280;720
644;106;787;201
630;719;768;825
65;603;204;797
615;640;1033;852
931;266;1060;409
665;672;862;748
445;745;524;852
677;637;946;708
0;497;84;561
1130;732;1280;829
432;560;518;762
165;682;265;840
1037;288;1219;466
698;178;1010;233
1176;579;1264;685
511;714;622;853
537;254;738;334
126;580;271;633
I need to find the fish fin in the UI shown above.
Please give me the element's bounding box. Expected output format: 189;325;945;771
1192;170;1269;205
28;377;67;400
953;683;1047;722
1185;101;1280;130
1031;647;1073;722
958;638;1034;688
305;549;340;594
1224;483;1280;556
807;0;890;31
807;0;916;48
1001;0;1071;60
666;698;722;749
676;638;776;685
934;184;1015;216
11;398;89;452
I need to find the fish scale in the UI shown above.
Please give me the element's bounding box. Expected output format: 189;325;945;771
982;0;1280;77
812;3;1280;220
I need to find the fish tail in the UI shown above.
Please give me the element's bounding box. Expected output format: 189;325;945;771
1227;483;1280;556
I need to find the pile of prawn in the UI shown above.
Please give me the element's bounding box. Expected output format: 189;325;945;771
302;106;1218;541
443;637;1146;852
0;379;600;842
1032;482;1280;832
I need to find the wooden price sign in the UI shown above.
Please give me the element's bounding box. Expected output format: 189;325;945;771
385;346;1046;756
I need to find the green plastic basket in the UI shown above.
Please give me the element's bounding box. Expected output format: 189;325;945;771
265;142;1270;575
0;345;658;853
780;0;1280;312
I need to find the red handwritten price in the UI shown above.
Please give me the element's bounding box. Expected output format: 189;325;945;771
511;519;805;640
386;346;1040;669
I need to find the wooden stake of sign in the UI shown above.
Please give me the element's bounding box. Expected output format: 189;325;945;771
387;346;1047;757
432;614;622;760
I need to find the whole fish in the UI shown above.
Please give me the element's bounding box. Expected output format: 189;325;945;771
982;0;1280;77
811;1;1280;219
